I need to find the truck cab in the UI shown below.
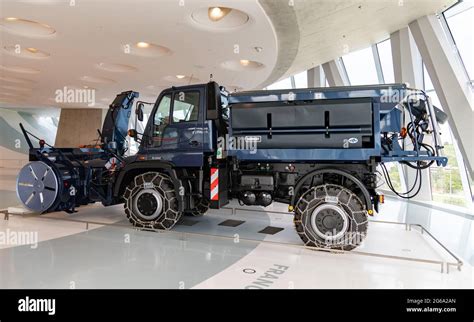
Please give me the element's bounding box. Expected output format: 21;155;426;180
135;82;227;167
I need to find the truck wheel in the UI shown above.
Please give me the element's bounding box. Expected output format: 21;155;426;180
294;184;368;251
124;172;181;230
184;197;209;217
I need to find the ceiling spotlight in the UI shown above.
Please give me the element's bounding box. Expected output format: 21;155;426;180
4;46;50;59
136;42;150;48
2;18;56;36
240;59;250;66
208;7;231;22
176;75;186;79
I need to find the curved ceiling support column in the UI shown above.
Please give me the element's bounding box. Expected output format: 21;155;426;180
322;59;349;86
410;15;474;179
307;66;326;87
390;27;431;201
390;27;423;88
257;0;300;88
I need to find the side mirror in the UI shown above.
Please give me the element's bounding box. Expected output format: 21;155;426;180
206;82;225;120
137;103;144;122
128;129;138;140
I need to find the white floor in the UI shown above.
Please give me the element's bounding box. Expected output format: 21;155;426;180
0;199;472;289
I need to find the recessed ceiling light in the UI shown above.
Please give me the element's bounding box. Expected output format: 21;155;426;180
191;7;249;30
240;59;250;66
208;7;231;22
4;45;50;59
221;60;264;71
1;17;56;37
209;7;222;19
164;75;200;83
136;42;150;48
96;62;137;72
126;42;172;57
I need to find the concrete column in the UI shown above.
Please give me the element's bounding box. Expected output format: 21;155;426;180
55;108;103;147
322;59;349;86
390;27;431;201
307;66;325;87
372;44;385;84
390;27;423;88
409;15;474;179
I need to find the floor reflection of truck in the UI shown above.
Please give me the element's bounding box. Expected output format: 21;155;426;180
16;82;447;250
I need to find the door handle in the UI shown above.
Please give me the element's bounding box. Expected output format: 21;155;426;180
189;140;199;146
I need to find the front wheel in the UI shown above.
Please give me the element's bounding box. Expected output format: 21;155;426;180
294;184;368;251
184;196;209;217
124;172;181;230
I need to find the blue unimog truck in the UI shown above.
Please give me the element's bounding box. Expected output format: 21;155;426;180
16;82;448;250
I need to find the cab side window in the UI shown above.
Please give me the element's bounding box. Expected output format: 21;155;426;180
172;91;200;123
153;94;171;146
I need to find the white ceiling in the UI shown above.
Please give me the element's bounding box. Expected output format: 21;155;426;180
0;0;278;109
261;0;456;83
0;0;456;110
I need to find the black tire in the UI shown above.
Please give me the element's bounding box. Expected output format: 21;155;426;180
184;197;210;217
294;184;368;251
124;172;181;230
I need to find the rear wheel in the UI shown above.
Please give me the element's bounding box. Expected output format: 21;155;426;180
124;172;180;230
294;184;368;251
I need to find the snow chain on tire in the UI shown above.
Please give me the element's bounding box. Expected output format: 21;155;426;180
124;172;181;230
294;184;368;251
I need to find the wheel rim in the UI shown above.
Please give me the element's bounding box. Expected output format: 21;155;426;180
310;203;349;241
16;161;58;212
133;188;163;220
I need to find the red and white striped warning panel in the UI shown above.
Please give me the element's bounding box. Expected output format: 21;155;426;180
210;168;219;201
